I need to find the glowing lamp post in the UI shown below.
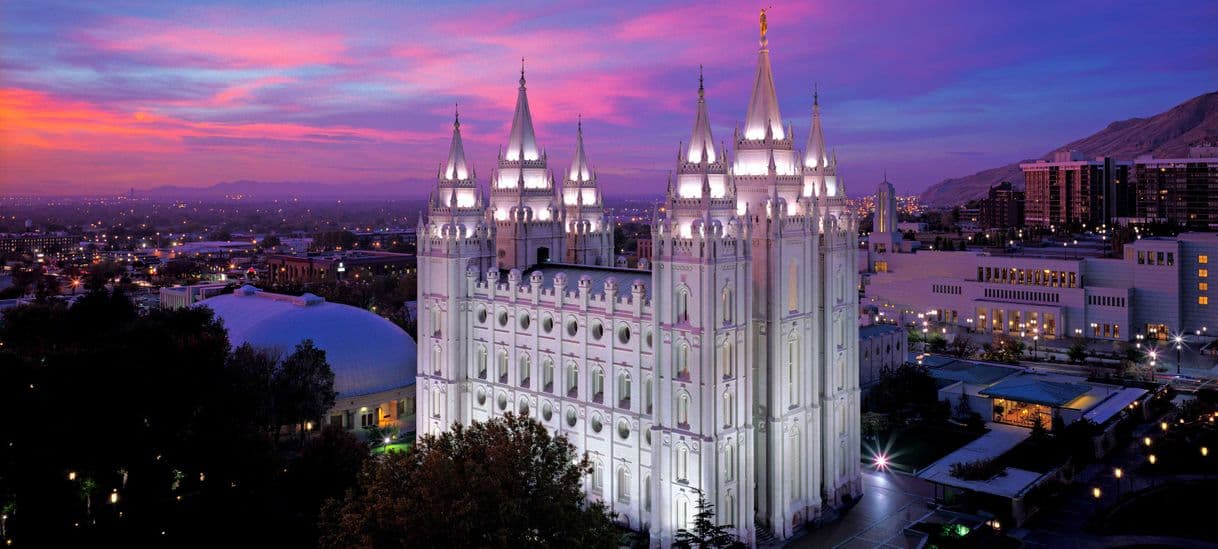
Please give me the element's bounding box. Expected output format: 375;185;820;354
1174;335;1184;374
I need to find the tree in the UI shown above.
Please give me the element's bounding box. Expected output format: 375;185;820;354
320;413;618;549
1067;339;1088;364
674;489;741;548
947;334;979;358
275;340;337;441
1030;414;1048;442
955;390;972;419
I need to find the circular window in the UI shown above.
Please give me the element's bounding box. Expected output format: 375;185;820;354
477;388;487;405
542;401;553;421
497;392;507;411
498;310;509;327
566;318;579;337
518;399;530;417
618;325;631;345
519;312;531;330
565;407;577;427
477;306;488;324
617;419;630;440
591;414;603;433
591;321;604;340
542;315;554;333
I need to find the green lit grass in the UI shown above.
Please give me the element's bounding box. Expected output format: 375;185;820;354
372;442;412;455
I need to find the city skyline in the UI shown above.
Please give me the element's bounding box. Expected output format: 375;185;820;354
2;0;1216;198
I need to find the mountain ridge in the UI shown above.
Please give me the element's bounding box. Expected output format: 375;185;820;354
918;91;1218;207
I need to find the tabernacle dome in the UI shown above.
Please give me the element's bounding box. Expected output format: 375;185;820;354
199;285;416;435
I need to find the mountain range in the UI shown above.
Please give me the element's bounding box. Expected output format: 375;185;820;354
918;91;1218;207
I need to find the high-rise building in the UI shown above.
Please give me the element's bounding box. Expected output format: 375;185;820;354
1021;150;1133;228
416;16;860;545
978;181;1025;229
1134;145;1218;230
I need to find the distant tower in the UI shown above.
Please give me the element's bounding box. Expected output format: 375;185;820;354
563;119;614;266
488;63;565;269
869;175;900;270
416;107;496;436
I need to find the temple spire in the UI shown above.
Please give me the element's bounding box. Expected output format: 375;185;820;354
743;13;784;141
506;58;539;161
804;86;828;169
568;115;591;182
444;103;469;180
686;68;717;163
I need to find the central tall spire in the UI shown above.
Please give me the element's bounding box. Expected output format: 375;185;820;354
743;12;784;141
506;58;539;161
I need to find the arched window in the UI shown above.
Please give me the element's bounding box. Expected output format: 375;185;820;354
676;289;690;323
432;346;442;376
497;350;509;383
724;443;736;481
677;497;689;530
721;339;734;378
787;336;799;406
430;387;441;417
591;460;604;494
676;444;689;482
723;392;734;427
644;375;653;414
518;353;531;387
788;261;798;312
591;367;605;403
566;362;579;397
643;474;651;511
788;429;802;501
432;308;442;337
542;358;554;392
676;392;690;427
724;492;736;526
616;466;630;503
675;342;690;379
617;371;631;409
721;287;733;324
476;346;487;379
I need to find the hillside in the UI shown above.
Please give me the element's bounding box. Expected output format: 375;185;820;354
919;91;1218;207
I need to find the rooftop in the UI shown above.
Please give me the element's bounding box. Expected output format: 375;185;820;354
979;374;1092;408
930;359;1021;386
859;323;903;339
521;263;653;300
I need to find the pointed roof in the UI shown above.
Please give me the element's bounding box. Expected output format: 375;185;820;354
505;59;539;162
443;105;469;181
743;43;784;140
568;116;591;182
805;89;829;169
686;67;718;163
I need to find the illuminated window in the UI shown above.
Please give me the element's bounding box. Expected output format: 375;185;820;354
1203;296;1211;305
1202;283;1209;291
1201;255;1210;264
1201;269;1210;278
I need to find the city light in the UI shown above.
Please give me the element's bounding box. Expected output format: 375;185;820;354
873;453;889;470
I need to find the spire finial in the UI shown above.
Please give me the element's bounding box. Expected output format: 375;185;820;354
520;57;526;87
759;7;769;45
454;102;460;128
578;113;582;133
698;64;704;97
814;82;819;107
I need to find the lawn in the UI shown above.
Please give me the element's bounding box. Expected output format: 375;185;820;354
372;442;411;455
863;423;986;474
1096;480;1218;542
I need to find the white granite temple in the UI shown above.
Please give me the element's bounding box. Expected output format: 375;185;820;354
417;17;861;546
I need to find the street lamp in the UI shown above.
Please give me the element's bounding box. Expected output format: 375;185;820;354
1173;335;1184;374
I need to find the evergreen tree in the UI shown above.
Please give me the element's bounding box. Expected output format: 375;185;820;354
673;489;740;548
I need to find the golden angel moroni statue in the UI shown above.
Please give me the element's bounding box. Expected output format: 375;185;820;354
760;8;768;41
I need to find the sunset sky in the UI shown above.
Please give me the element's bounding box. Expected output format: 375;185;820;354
2;0;1216;197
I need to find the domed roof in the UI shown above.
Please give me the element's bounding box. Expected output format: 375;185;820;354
199;286;416;398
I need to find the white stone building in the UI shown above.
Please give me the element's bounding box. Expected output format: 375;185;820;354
416;23;861;546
